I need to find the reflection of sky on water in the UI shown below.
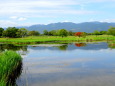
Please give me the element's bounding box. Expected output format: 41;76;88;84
17;42;115;86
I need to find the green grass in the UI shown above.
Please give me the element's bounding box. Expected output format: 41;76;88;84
0;51;22;86
0;35;115;44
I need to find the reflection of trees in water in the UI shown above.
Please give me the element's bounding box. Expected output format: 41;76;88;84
75;43;86;47
0;44;27;52
7;61;23;86
108;43;115;49
57;45;68;50
0;44;29;57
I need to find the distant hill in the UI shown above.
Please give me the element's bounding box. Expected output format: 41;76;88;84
21;22;115;33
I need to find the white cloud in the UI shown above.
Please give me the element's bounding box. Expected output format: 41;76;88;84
0;0;114;27
0;0;98;17
99;19;115;23
18;17;27;21
0;20;18;27
63;20;69;22
9;16;27;21
0;20;33;27
10;16;18;19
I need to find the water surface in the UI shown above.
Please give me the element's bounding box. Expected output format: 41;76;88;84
0;42;115;86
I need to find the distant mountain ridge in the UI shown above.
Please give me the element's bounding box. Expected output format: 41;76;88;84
20;22;115;33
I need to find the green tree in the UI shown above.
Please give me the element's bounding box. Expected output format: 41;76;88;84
107;27;115;36
68;31;74;36
48;30;58;36
43;30;49;35
28;31;40;36
2;31;7;37
93;30;100;35
0;27;4;37
16;28;28;37
57;29;68;37
2;27;18;38
100;31;107;35
82;32;87;37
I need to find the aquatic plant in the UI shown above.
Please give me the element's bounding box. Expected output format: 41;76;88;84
0;50;22;86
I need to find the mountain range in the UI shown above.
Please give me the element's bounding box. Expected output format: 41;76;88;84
20;22;115;33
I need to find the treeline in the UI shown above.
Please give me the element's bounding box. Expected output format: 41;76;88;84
0;27;115;38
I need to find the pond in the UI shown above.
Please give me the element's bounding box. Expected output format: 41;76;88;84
0;42;115;86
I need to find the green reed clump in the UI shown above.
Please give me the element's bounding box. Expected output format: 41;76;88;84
0;50;22;86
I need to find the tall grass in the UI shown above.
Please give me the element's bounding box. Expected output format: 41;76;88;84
0;51;22;86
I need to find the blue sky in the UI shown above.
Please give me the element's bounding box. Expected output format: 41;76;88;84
0;0;115;27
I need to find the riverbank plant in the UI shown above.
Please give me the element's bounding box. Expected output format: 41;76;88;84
0;51;22;86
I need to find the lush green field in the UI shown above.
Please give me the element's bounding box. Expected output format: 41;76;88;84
0;51;22;86
0;35;115;44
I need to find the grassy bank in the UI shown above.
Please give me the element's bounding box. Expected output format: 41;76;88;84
0;51;22;86
0;35;115;44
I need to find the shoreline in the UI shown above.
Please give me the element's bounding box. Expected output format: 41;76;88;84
0;35;115;45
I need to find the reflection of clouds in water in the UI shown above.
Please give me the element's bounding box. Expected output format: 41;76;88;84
30;44;66;47
19;70;115;86
23;57;95;67
77;49;115;53
81;62;88;68
41;74;115;86
23;64;115;74
22;57;96;74
25;67;80;74
27;48;115;59
97;49;115;52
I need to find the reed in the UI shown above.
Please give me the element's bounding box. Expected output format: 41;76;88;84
0;51;22;86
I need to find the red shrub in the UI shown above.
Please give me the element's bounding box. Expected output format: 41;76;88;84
74;32;83;37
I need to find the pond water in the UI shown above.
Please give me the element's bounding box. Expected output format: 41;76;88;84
0;42;115;86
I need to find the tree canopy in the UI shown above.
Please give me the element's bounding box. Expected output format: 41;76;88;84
93;30;100;35
48;30;58;36
0;27;4;37
107;27;115;36
16;28;28;37
28;30;40;36
43;30;49;35
57;29;68;37
2;27;18;38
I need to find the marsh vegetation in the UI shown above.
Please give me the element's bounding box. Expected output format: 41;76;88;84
0;51;22;86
